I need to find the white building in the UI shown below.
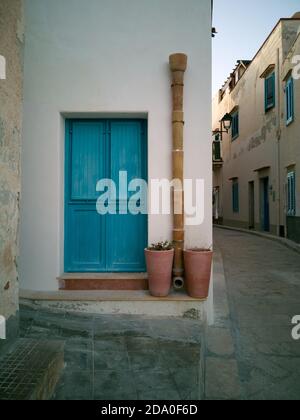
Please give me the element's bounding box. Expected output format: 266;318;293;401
19;0;212;319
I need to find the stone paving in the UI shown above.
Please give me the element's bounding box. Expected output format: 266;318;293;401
18;228;300;400
19;308;203;400
210;228;300;400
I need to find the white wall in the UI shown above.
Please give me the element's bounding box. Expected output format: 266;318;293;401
20;0;212;291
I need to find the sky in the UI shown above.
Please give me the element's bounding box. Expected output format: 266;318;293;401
212;0;300;95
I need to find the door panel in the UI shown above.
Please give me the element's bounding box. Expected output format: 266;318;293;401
67;206;106;271
110;121;143;194
71;122;105;201
107;211;147;271
107;121;147;271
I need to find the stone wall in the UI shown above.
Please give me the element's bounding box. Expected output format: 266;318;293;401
0;0;24;347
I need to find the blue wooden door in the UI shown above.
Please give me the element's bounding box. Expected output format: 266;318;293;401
65;120;147;272
260;177;270;232
263;177;270;232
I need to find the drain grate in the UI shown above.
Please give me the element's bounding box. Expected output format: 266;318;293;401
0;339;64;400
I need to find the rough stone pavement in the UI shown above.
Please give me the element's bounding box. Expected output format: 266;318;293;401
205;228;300;400
19;308;204;400
18;227;300;400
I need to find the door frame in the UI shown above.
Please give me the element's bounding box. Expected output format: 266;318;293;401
64;118;148;273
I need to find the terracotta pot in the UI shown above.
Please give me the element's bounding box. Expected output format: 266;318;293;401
145;249;174;297
184;250;213;299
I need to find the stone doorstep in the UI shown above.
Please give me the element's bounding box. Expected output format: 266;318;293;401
19;290;207;320
58;273;148;291
0;339;65;400
20;289;205;302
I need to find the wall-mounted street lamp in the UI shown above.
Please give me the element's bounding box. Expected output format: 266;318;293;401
212;113;233;140
220;113;233;133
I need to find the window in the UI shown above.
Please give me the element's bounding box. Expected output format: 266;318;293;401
265;72;275;112
285;76;294;125
287;171;296;216
213;140;221;160
231;111;239;140
232;180;239;213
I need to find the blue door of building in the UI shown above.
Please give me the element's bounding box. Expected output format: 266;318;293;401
260;177;270;232
65;120;147;273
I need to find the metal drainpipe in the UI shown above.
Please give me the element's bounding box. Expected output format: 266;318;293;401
169;53;187;290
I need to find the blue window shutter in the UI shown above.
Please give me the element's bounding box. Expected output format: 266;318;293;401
286;79;290;123
291;172;296;215
287;172;296;216
265;72;275;112
287;175;290;214
286;77;294;125
232;111;239;140
291;78;295;119
271;72;276;107
288;173;291;215
264;76;268;111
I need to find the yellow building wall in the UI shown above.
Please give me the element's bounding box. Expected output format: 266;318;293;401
281;29;300;241
213;19;300;239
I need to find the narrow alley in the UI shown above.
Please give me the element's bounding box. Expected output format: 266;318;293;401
208;228;300;400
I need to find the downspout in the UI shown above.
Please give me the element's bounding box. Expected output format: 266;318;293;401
276;48;282;236
169;53;187;289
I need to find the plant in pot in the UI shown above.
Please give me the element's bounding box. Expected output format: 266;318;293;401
184;247;213;299
145;241;174;297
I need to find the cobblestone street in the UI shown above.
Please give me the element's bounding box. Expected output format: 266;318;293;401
208;228;300;400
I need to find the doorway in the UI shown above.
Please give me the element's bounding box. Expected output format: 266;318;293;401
260;177;270;232
64;119;148;272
